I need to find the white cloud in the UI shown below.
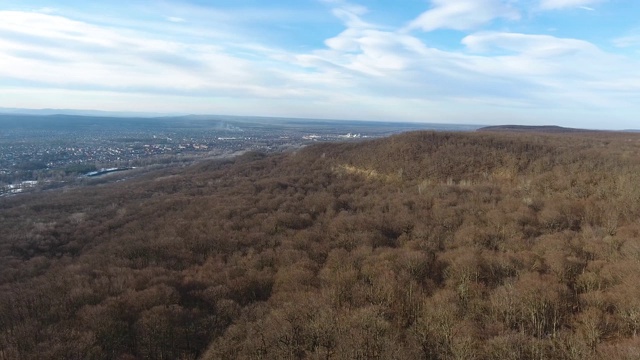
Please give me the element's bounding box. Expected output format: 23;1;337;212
0;11;295;98
167;17;185;23
462;31;598;56
459;31;640;112
539;0;603;10
299;9;640;126
406;0;520;32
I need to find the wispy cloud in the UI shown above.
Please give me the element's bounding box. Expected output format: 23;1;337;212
462;31;599;56
613;33;640;48
539;0;604;10
405;0;520;32
0;11;291;97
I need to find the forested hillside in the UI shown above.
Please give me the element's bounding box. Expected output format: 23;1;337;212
2;131;640;359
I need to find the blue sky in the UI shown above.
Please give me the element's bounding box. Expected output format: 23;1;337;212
1;0;639;129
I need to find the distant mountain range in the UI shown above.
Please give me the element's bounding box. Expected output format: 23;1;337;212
0;108;484;132
2;108;637;132
0;107;178;118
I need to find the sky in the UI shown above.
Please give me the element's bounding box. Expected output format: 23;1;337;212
0;0;639;129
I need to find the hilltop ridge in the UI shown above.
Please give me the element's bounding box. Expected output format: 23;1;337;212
477;124;596;133
2;130;640;359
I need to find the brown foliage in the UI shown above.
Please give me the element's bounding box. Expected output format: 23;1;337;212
2;130;640;359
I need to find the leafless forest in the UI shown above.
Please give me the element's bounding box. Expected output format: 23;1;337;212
2;130;640;359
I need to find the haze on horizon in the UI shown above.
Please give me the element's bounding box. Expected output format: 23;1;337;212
1;0;639;130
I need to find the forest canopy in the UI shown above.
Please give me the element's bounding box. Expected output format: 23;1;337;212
1;130;640;359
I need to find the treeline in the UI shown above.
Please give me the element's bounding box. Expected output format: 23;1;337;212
1;131;640;359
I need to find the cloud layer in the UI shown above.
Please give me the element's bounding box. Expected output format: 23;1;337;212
0;0;638;129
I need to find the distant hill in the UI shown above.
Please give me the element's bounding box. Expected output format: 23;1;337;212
0;107;175;118
477;124;595;133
